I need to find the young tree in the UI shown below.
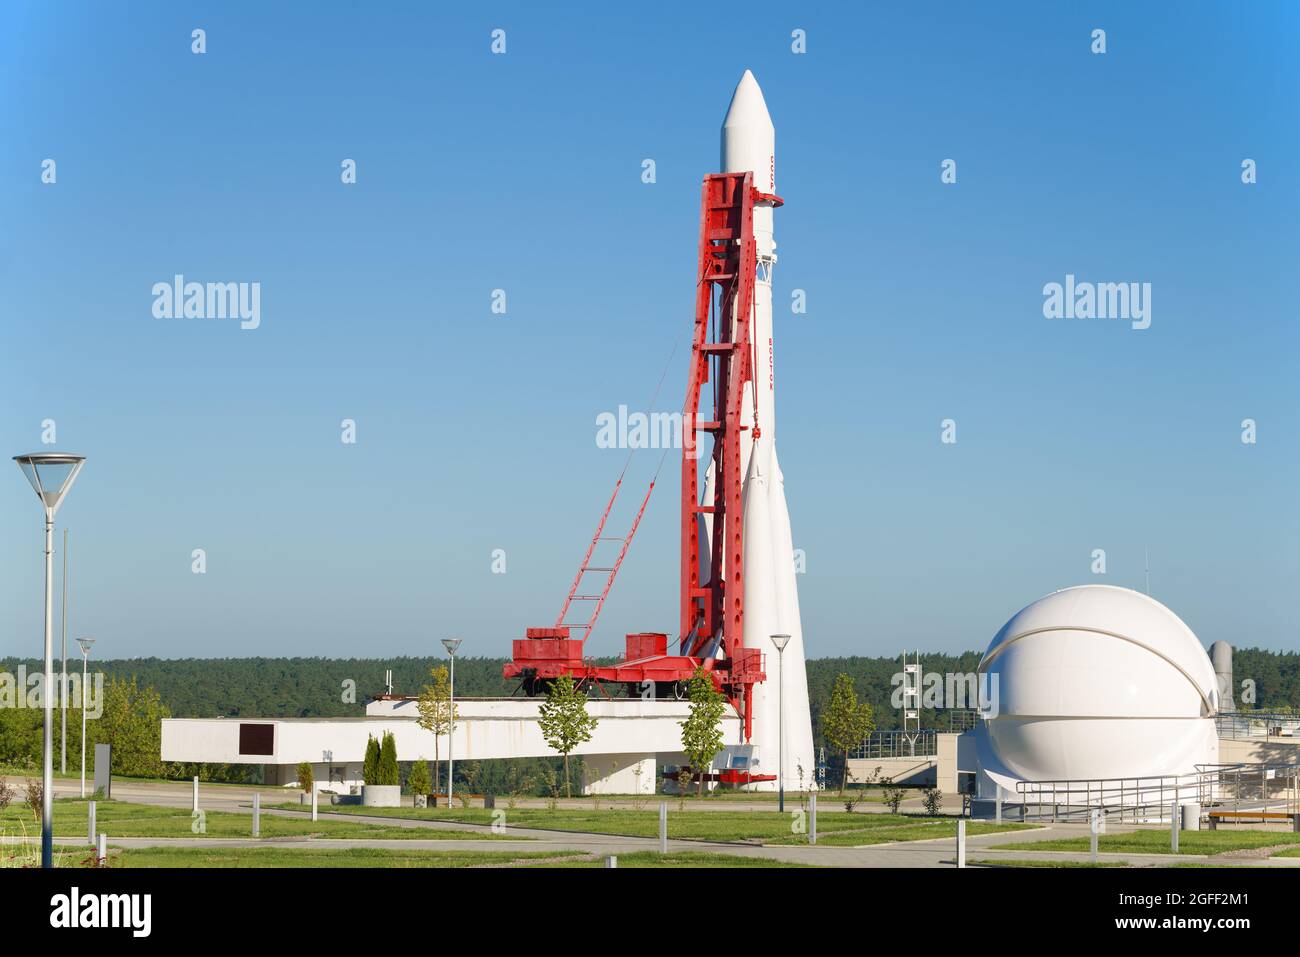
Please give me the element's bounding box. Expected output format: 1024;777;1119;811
537;675;598;798
378;731;399;786
363;735;380;786
415;665;457;793
821;673;876;794
296;761;314;796
679;667;726;798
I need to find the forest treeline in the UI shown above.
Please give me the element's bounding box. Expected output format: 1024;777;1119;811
4;647;1297;752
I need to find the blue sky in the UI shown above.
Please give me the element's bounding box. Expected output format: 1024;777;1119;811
1;1;1296;661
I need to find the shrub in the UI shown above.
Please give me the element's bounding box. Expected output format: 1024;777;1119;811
881;777;906;814
538;766;561;811
296;761;314;795
24;778;42;823
0;779;12;813
922;787;944;816
407;760;431;798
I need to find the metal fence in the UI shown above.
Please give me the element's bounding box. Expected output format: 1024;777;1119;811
1216;711;1300;740
948;709;978;733
1012;762;1300;824
850;730;938;759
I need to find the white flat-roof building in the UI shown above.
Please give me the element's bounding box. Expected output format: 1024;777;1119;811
162;696;740;795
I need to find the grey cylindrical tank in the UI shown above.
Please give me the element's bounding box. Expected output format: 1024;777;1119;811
1210;641;1234;711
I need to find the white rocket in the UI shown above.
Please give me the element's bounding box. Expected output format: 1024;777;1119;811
702;70;816;791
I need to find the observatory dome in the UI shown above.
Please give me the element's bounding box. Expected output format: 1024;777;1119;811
976;585;1219;786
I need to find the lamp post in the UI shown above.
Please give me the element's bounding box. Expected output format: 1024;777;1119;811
441;638;462;805
14;452;86;868
770;633;791;813
77;637;95;798
60;528;68;775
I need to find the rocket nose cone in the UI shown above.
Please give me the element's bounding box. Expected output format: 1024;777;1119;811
722;69;773;131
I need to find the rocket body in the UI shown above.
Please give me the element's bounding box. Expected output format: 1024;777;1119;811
711;70;816;791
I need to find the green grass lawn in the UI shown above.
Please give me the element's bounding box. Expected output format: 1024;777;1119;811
968;858;1130;868
272;803;934;842
990;828;1300;856
0;798;507;841
769;820;1037;846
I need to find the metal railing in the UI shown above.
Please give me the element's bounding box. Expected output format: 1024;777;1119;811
850;730;937;760
1012;762;1300;824
1216;711;1300;740
948;709;978;733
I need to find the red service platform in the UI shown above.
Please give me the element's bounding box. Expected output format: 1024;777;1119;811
505;171;781;746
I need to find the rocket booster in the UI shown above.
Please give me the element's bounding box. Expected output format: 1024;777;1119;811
721;70;777;469
710;70;816;791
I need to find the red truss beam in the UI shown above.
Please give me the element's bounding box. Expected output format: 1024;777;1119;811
681;172;757;665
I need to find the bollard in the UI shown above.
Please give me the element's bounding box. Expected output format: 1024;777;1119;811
1090;809;1101;863
311;788;318;822
88;800;96;845
605;855;617;868
252;792;261;837
192;775;199;813
96;833;106;864
1170;802;1179;853
995;785;1003;824
956;818;966;868
809;793;818;846
659;802;668;854
1293;813;1300;834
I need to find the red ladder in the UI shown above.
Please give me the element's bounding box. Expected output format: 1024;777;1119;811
554;471;658;644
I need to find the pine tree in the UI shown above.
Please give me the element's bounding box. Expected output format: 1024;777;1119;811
378;731;399;786
363;735;380;786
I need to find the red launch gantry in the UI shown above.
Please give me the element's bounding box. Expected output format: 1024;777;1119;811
504;172;781;753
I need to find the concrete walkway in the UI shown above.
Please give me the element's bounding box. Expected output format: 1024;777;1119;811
21;777;1300;868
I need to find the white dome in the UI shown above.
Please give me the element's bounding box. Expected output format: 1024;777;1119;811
977;585;1219;785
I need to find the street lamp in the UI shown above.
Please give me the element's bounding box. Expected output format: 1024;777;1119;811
60;528;69;775
441;638;462;806
77;637;95;798
770;633;791;813
14;452;86;868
